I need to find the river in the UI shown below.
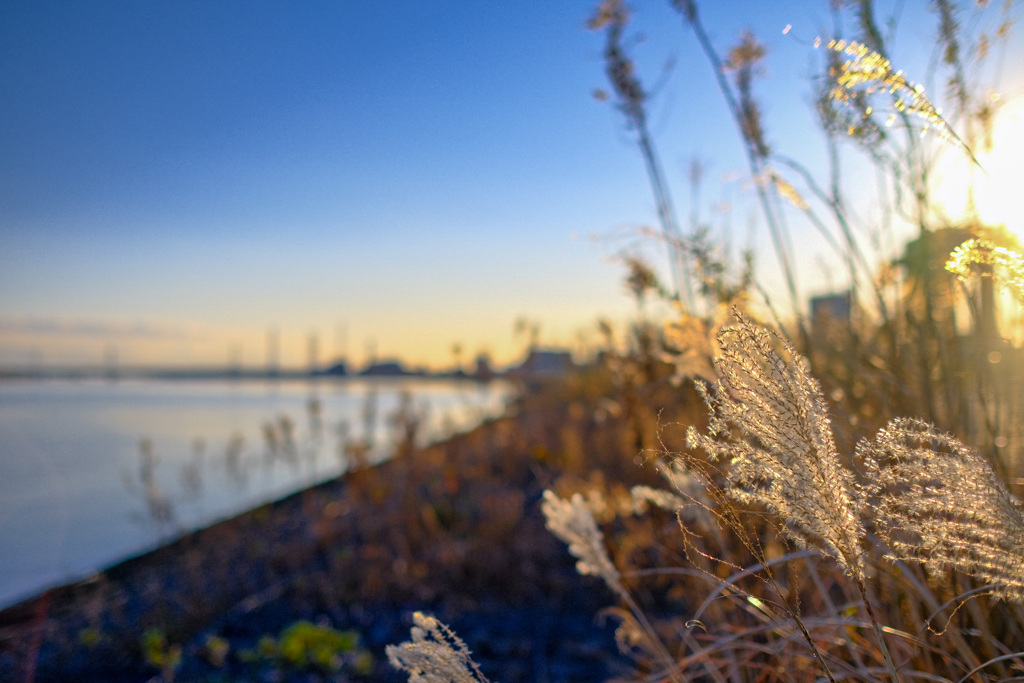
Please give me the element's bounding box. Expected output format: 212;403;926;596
0;376;511;608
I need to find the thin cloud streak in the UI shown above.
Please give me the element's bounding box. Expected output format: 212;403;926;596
0;316;200;340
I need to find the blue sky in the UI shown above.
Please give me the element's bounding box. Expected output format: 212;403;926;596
3;1;1022;370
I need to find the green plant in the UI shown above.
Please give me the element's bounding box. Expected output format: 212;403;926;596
201;634;230;668
141;628;182;682
240;619;373;675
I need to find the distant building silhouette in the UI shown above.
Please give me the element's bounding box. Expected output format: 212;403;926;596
473;353;495;381
810;291;852;322
359;360;412;377
321;360;348;376
508;348;574;380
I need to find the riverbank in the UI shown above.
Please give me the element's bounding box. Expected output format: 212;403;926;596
0;375;657;682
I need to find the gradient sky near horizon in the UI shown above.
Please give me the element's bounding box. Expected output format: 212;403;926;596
3;1;1023;371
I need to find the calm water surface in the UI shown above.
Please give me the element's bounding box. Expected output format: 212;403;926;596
0;376;510;608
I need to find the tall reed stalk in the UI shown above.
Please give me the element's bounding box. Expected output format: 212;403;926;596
590;0;696;311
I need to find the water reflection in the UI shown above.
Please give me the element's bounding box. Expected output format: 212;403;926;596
126;438;175;538
0;377;510;607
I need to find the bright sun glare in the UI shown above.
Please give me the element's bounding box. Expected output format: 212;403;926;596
935;95;1024;239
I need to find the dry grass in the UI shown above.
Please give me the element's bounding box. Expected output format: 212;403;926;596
384;0;1024;675
392;307;1024;682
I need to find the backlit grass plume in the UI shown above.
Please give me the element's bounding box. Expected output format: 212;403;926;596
386;612;490;683
860;418;1024;602
541;490;621;590
686;311;902;680
685;311;865;575
946;238;1024;304
541;489;680;678
824;38;976;161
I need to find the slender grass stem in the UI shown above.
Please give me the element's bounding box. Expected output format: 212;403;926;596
854;574;902;683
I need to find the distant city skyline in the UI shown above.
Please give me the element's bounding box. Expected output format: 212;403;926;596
3;2;1022;371
0;316;572;373
0;330;572;382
